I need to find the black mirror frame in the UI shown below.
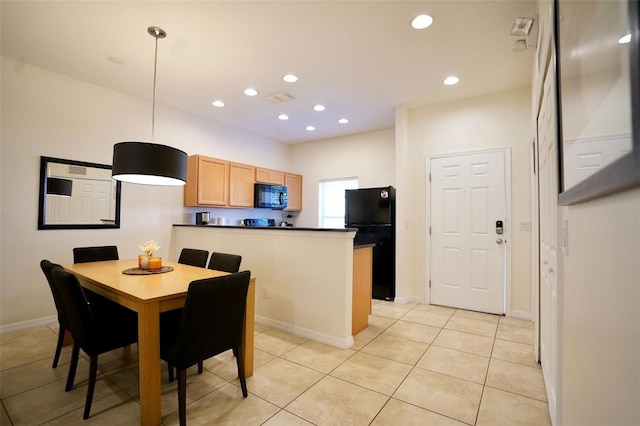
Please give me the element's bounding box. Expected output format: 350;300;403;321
38;156;122;230
555;0;640;205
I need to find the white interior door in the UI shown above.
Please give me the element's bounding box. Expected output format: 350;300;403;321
538;56;560;424
430;150;507;315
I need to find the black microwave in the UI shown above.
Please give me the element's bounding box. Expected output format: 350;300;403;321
254;183;287;209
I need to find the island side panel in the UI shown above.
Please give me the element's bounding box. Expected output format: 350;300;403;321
170;225;357;348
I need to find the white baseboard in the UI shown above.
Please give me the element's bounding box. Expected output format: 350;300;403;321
509;310;532;321
390;296;425;305
255;315;354;349
0;315;57;335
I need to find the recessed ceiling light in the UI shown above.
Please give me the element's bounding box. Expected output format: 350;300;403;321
278;114;289;120
211;100;225;108
244;88;258;96
306;126;316;131
313;104;326;112
338;118;349;124
411;14;433;30
443;76;460;86
283;74;298;83
619;33;631;44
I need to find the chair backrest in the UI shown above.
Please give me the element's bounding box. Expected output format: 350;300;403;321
207;252;242;273
174;271;251;369
50;266;137;356
40;259;68;327
178;248;209;268
73;246;119;263
50;266;95;351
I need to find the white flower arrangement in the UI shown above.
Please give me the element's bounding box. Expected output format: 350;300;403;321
139;240;161;257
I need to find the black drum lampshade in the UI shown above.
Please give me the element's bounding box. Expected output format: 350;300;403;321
46;177;73;196
112;141;187;186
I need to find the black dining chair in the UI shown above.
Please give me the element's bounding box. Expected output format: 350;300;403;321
207;252;242;273
40;260;71;368
50;265;138;420
72;245;129;319
160;271;251;426
72;245;119;263
164;251;242;378
177;248;209;268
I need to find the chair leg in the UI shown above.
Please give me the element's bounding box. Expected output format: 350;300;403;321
53;324;65;368
198;360;203;374
65;343;80;391
168;363;174;383
83;355;98;420
234;345;248;398
177;368;187;426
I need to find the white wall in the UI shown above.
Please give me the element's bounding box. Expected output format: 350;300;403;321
398;88;533;315
559;188;640;425
290;128;396;227
0;57;290;327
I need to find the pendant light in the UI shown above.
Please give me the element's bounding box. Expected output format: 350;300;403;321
46;177;73;196
112;26;187;186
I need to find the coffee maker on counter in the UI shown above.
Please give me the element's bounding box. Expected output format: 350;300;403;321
195;212;209;225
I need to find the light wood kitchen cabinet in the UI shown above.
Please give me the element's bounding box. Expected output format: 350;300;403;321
229;162;256;207
284;173;303;211
256;167;285;185
184;155;228;206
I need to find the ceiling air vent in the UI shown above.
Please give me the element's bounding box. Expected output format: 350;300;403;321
264;92;296;104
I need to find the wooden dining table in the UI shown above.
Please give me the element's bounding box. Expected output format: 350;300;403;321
62;259;255;426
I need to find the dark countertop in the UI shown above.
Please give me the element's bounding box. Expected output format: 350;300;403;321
353;242;376;249
173;224;357;232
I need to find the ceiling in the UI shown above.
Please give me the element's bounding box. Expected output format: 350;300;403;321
1;1;537;144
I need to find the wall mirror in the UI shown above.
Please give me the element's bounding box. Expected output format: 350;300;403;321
555;0;640;204
38;156;121;230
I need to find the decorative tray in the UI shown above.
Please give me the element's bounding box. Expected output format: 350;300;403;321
122;266;174;275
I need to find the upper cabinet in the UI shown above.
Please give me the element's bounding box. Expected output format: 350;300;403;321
256;167;285;185
184;155;303;211
184;155;228;207
284;173;303;211
229;162;256;207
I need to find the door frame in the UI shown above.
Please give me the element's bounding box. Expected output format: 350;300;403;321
425;146;512;315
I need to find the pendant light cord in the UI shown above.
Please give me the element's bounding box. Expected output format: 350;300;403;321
151;34;159;142
148;26;166;142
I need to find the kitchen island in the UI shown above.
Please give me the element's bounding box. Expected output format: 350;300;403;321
170;224;369;349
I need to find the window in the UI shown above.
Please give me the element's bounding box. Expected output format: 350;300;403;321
318;178;358;228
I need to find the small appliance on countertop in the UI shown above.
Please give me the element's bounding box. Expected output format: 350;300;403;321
195;212;210;225
243;218;276;227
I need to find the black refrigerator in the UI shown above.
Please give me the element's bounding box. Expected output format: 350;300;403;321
345;186;395;301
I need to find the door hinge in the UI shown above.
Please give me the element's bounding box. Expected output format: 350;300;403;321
429;279;431;288
429;226;431;235
429;173;431;182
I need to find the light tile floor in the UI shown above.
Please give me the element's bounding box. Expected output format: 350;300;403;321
0;301;551;425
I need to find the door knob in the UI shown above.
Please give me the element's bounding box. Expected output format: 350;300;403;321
496;238;503;244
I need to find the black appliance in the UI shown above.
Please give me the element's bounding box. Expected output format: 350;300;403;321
244;218;276;227
195;212;210;225
346;186;396;301
254;183;287;209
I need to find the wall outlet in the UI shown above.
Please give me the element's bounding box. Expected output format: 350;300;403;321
520;221;532;231
262;286;269;298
